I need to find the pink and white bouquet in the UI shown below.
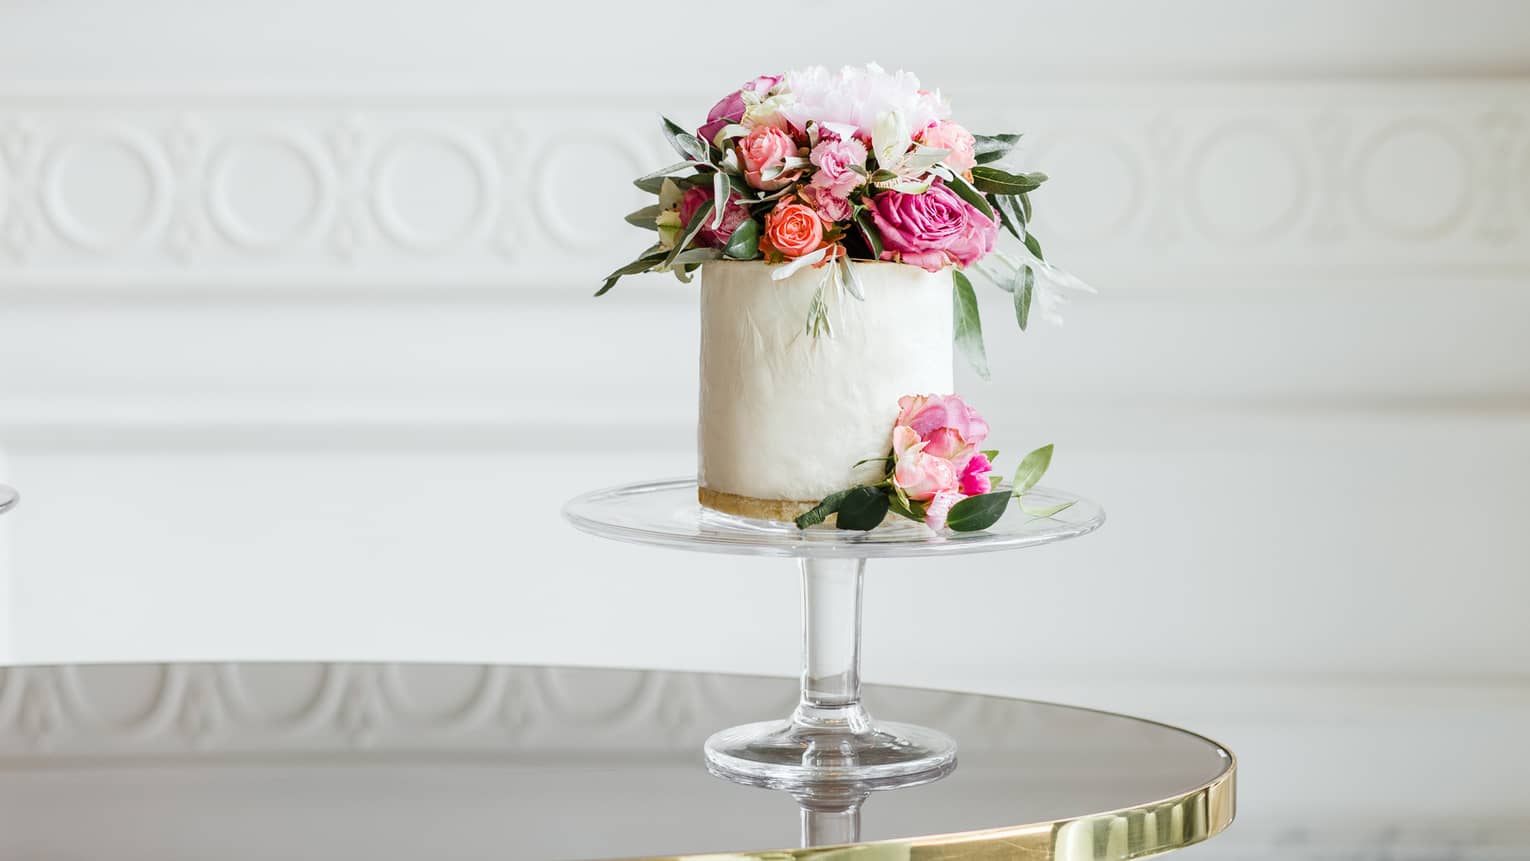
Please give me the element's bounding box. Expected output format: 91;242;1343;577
600;64;1080;376
793;394;1072;531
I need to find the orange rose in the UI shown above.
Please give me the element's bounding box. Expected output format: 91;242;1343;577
763;202;825;259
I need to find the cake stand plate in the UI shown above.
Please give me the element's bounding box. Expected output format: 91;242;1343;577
563;478;1104;791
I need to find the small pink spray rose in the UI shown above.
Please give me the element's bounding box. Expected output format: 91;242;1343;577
737;126;802;191
916;121;978;174
890;394;993;529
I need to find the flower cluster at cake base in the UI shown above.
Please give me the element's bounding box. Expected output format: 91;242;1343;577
794;394;1075;532
598;63;1092;378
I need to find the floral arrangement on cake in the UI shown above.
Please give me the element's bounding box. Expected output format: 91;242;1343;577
793;394;1071;531
598;63;1088;377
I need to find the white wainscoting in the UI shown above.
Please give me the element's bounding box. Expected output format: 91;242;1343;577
2;1;1529;858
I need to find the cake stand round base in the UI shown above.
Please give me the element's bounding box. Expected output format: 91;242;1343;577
704;717;957;790
563;479;1104;791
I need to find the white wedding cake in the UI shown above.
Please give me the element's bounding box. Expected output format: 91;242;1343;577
697;261;953;520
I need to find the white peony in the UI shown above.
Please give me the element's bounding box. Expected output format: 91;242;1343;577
779;63;951;139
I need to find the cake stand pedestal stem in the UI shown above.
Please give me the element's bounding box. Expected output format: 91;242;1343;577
794;558;872;735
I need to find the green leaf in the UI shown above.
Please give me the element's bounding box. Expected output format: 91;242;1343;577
981;449;999;462
972;133;1021;165
635;175;670;194
970;166;1047;196
1023;231;1045;261
712;171;730;229
945;173;994;221
722;218;759;259
660;199;714;270
660;116;706;162
835;486;890;531
854;210;885;259
671;247;723;265
794;487;857;529
633;162;694;189
886;494;926;524
594;252;666;297
851;455;894;469
1013;264;1034;331
1019;499;1076;518
952;269;990;380
623;204;662;230
1020;191;1033;223
945;490;1012;532
988;193;1023;241
1011;444;1054;495
868;168;898;184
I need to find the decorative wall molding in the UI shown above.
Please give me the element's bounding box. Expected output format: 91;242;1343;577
2;83;1529;288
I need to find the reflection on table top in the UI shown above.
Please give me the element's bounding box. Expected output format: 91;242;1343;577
0;663;1235;860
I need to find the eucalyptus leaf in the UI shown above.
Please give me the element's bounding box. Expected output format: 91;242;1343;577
946;173;995;221
794;487;857;529
722;219;759;259
594;252;666;297
972;133;1021;165
945;490;1012;532
672;247;724;265
854;210;885;259
970;166;1047;196
1023;231;1045;261
1012;264;1034;331
988;193;1021;240
633;162;695;186
1011;444;1054;495
659;116;696;162
712;172;729;229
952;269;990;380
624;204;662;231
1019;499;1076;518
835;486;890;531
635;175;670;194
841;254;867;301
660;199;715;270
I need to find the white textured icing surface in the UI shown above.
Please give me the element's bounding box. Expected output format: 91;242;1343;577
698;260;955;502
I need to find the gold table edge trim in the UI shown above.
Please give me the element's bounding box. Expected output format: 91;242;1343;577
617;748;1236;861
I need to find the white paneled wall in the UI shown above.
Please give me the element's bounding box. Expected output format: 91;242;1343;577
2;0;1529;857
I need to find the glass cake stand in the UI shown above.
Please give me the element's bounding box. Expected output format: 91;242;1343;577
563;478;1105;791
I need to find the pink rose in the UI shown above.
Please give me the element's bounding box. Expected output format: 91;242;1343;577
802;185;851;223
895;394;990;447
959;452;993;496
808;137;867;198
698;74;782;147
923;490;964;531
679;186;750;248
867;179;997;272
737;126;802;191
891;426;959;502
916;121;978;173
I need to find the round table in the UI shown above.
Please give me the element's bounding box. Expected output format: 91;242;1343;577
0;662;1236;860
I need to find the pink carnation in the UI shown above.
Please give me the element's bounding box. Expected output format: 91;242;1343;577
802;185;852;223
808;137;867;198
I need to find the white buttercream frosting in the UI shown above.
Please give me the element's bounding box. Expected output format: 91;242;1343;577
698;260;955;503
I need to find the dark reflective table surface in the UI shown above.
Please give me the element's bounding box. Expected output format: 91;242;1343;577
0;663;1235;860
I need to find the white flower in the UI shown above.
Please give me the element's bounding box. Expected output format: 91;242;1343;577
779;63;951;139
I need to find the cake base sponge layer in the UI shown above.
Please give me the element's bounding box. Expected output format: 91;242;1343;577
697;486;820;521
